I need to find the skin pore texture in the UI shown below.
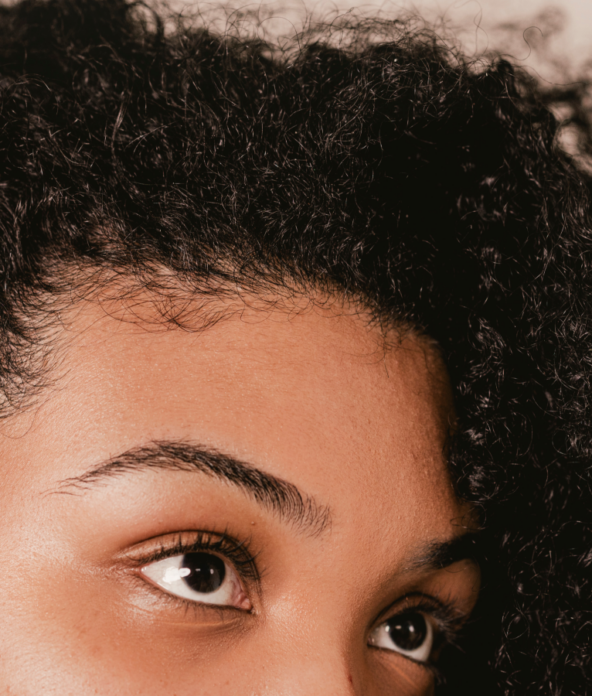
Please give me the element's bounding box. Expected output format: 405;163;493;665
0;294;479;695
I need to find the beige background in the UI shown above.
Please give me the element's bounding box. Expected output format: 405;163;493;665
176;0;592;80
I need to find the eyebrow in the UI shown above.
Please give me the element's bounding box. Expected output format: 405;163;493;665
57;440;332;537
407;531;482;573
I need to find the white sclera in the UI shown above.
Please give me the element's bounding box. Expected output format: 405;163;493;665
141;553;241;606
368;613;434;663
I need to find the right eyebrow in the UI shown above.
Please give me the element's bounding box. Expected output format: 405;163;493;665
56;440;332;538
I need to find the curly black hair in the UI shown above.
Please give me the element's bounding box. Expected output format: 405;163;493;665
0;0;590;693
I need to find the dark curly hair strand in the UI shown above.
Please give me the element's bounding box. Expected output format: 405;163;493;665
0;1;590;693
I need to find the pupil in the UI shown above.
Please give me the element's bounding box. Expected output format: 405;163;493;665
386;612;428;652
181;552;225;594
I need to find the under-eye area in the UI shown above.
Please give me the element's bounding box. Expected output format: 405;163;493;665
119;526;473;672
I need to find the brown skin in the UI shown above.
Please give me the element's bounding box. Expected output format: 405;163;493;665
0;294;479;695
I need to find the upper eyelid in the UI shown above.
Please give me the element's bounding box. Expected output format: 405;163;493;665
373;592;465;636
124;530;262;581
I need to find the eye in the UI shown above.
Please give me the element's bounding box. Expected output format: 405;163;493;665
141;551;251;610
368;611;434;663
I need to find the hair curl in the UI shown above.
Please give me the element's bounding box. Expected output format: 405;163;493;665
0;0;591;693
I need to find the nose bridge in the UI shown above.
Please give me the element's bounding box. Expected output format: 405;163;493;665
248;617;363;696
255;650;359;696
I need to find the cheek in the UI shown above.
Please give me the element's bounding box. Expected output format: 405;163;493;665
0;573;243;694
0;562;437;696
369;658;436;696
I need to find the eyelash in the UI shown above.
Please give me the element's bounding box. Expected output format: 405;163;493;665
132;531;465;674
134;529;261;582
376;593;465;680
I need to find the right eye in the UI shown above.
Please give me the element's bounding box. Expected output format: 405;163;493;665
141;552;251;610
368;611;434;663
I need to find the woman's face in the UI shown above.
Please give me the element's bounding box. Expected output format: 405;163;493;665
0;295;479;695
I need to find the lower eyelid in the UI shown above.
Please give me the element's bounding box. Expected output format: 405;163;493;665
140;553;252;608
126;567;252;622
368;642;442;686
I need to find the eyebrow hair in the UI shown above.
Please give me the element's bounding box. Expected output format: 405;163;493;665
407;531;482;572
57;440;332;537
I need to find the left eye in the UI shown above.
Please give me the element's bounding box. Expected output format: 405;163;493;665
141;552;251;610
368;611;434;663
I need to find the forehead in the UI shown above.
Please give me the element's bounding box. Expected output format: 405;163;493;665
3;295;464;556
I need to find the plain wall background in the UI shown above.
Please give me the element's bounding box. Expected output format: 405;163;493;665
177;0;592;81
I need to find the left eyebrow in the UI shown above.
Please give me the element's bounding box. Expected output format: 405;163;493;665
406;532;482;572
56;440;332;538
